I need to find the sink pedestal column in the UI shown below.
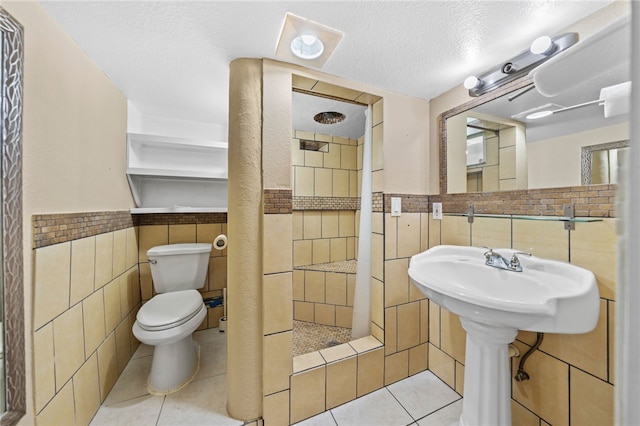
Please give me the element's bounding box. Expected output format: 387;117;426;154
459;318;518;426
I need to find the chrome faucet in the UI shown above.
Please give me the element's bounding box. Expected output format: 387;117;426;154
483;248;529;272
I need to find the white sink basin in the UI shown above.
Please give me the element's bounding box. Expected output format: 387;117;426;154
409;245;600;334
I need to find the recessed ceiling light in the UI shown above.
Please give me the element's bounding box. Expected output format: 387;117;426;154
526;110;554;120
291;34;324;60
275;13;344;69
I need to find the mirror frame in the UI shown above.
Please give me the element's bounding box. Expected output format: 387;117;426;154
581;139;629;185
439;76;533;194
0;7;25;425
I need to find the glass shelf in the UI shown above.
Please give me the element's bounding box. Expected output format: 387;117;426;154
443;213;604;223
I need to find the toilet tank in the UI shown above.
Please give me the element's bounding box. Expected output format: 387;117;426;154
147;243;212;293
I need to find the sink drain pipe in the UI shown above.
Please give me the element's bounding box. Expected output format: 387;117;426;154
514;332;544;381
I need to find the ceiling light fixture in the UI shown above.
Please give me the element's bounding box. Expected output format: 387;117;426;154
275;13;344;69
464;32;578;97
313;111;346;125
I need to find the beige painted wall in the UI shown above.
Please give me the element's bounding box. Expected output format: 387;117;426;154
1;2;132;424
263;60;430;195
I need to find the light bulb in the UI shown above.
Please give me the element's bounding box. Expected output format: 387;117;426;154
300;34;317;45
464;76;480;90
530;36;554;55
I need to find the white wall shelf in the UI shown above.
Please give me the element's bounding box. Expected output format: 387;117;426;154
126;133;228;210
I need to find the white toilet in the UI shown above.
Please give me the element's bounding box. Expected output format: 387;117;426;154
132;243;212;395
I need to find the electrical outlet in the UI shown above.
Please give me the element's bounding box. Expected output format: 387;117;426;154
433;202;443;220
391;197;401;217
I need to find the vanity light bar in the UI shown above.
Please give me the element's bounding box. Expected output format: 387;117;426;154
466;32;579;97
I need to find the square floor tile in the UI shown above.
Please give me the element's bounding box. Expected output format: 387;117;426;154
330;388;413;425
103;356;152;406
417;400;463;425
387;371;461;420
294;410;338;425
91;394;164;425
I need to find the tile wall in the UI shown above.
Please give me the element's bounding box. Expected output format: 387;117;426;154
33;221;140;425
427;213;616;425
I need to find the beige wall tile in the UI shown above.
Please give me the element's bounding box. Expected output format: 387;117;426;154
349;170;358;197
409;343;428;376
350;335;383;353
119;274;132;320
305;150;323;168
320;343;356;364
333;169;350;197
357;141;364;171
34;242;71;330
384;350;409;385
83;289;106;356
384;258;410;307
322;211;339;238
512;341;569;426
372;100;383;126
420;300;429;343
347;274;356;307
129;268;141;308
472;217;511;250
441;216;470;246
303;211;322;240
292;211;303;240
324;143;341;169
339;211;355;237
315;304;335;326
571;219;617;299
326;357;357;409
305;271;325;303
293;240;312;267
314;168;333;197
139;262;153;301
440;309;466;364
428;213;441;248
330;238;347;262
264;214;292;274
372;123;383;171
540;299;607;380
263;390;289;426
429;301;441;347
385;215;398;260
357;347;384;397
293;270;305;301
397;213;422;258
263;332;293;395
70;237;96;306
290;366;326;423
371;278;384;328
409;273;426;302
53;303;85;391
104;279;122;334
113;228;127;277
511;400;539;426
263;273;293;335
372;170;384;193
336;306;353;328
372;322;384;342
95;232;114;288
294;351;324;373
169;224;196;244
97;333;118;402
295;130;314;140
420;213;429;252
312;239;330;264
196;223;222;248
609;301;615;384
294;167;314;197
292;138;304;166
397;302;420;351
73;353;101;426
325;272;347;306
36;381;75;426
385;307;397;355
570;367;614;426
209;256;227;291
372;212;384;235
115;319;132;373
428;344;455;389
512;220;568;262
138;225;168;262
455;362;465;396
125;227;139;269
294;301;314;322
341;145;357;170
34;323;55;413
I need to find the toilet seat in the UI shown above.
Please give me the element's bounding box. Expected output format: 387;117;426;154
137;290;204;331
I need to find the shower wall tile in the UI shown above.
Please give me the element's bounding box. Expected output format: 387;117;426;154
263;331;293;395
294;301;314;323
341;145;357;170
409;344;428;376
372;99;383;126
315;304;335;326
384;350;409;385
384;307;397;355
326;357;357;409
325;272;347;306
305;271;325;303
333;169;350;197
322;211;339;238
384;258;410;307
336;306;353;328
330;238;347;262
263;214;292;274
397;302;420;352
356;347;384;397
455;362;465;395
290;366;326;423
324;144;341;169
303;211;322;239
371;278;384;329
263;390;290;426
512;400;539;426
306;150;324;168
264;272;294;335
339;210;356;236
428;344;455;390
315;168;333;197
293;240;312;267
312;239;330;264
295;167;314;197
292;211;303;240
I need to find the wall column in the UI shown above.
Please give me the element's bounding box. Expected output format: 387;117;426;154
226;58;263;420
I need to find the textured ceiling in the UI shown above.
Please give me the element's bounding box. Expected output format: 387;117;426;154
39;1;614;137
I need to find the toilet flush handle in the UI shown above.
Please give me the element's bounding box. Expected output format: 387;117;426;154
149;259;157;264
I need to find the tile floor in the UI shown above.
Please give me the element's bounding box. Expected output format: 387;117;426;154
91;327;463;425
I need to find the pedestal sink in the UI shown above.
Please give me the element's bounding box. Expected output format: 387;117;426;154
408;245;599;426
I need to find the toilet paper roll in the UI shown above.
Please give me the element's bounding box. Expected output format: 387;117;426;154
213;234;227;251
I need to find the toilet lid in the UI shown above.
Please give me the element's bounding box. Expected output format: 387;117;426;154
137;289;204;331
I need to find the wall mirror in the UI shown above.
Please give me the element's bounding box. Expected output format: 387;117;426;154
0;6;25;425
441;16;631;194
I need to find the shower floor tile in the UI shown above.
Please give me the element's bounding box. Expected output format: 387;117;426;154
292;320;352;357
